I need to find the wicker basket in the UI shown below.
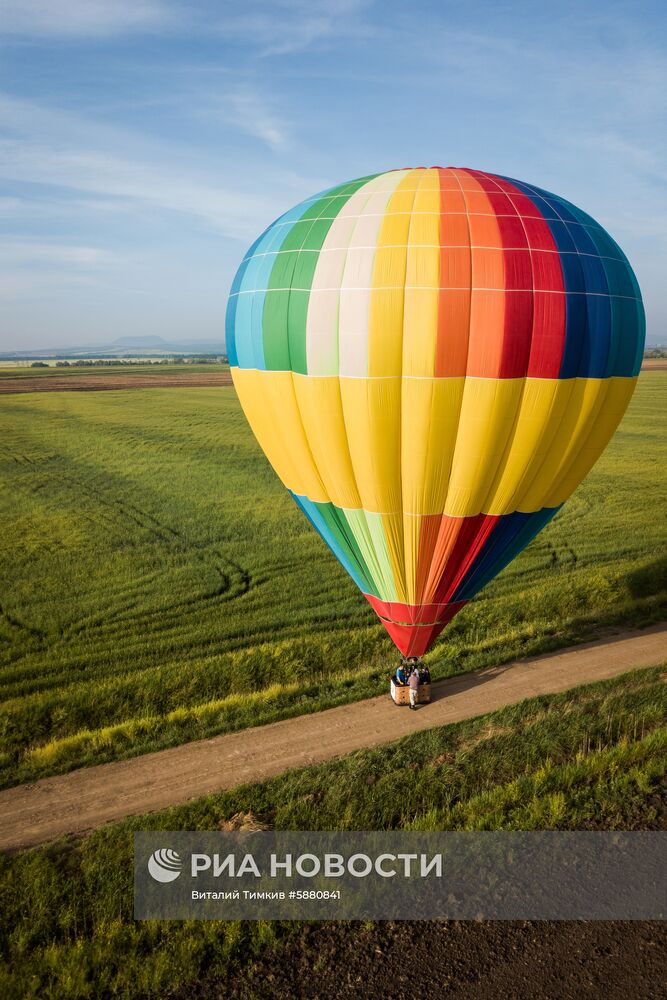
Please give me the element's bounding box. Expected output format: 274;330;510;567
390;679;432;705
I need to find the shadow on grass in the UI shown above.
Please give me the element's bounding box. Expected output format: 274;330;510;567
626;555;667;599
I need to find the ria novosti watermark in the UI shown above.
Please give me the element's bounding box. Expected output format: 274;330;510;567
135;830;666;921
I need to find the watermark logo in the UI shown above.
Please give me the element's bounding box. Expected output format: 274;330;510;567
136;832;666;920
148;848;184;883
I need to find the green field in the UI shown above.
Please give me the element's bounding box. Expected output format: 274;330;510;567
1;666;664;999
0;374;665;788
0;362;228;379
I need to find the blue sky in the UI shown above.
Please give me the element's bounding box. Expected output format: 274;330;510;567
1;0;665;350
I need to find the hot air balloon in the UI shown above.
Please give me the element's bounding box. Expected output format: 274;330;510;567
226;167;644;658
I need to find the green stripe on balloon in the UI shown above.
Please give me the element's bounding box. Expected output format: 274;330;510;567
313;502;379;598
306;502;400;602
262;175;378;373
345;509;400;603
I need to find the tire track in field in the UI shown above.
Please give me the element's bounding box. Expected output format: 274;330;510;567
0;604;47;643
1;457;253;680
35;473;254;640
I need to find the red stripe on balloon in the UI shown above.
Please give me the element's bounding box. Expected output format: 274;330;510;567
420;513;500;604
479;172;567;378
463;169;534;378
364;595;468;657
365;595;468;625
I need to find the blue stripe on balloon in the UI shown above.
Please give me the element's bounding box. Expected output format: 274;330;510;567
541;193;612;378
452;506;561;603
231;204;304;370
225;228;266;367
500;175;627;380
545;196;645;377
225;297;239;367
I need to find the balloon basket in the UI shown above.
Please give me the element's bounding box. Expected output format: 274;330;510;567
390;680;432;705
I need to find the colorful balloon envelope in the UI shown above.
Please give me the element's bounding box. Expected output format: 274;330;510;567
226;167;645;656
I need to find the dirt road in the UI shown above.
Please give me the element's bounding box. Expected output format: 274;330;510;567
0;371;233;393
1;623;666;852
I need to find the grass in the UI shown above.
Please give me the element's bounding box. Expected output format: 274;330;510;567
0;374;665;787
0;363;229;379
0;666;665;999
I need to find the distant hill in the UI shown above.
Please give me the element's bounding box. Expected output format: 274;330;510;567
0;337;227;360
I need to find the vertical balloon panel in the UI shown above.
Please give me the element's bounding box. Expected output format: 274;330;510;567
226;167;644;655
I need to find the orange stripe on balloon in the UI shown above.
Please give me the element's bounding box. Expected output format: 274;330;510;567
463;169;533;377
418;512;500;605
417;512;465;604
448;169;507;378
435;167;471;377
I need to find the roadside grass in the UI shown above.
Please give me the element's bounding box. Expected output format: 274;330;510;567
0;375;665;787
0;666;665;1000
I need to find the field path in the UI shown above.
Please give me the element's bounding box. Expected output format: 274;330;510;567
1;623;666;852
0;371;233;393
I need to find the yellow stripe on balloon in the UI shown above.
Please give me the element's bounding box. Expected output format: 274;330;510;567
231;367;637;518
367;170;421;378
445;378;526;517
401;376;465;513
339;375;403;513
231;367;329;503
292;375;362;509
402;169;441;378
538;377;637;509
381;511;409;604
482;378;577;514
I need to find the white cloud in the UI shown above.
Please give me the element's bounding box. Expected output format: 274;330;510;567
204;87;289;150
0;268;105;303
573;132;664;178
0;195;23;214
0;238;118;304
0;0;373;49
0;137;277;239
0;0;174;38
0;240;112;266
0;94;285;240
214;0;374;56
